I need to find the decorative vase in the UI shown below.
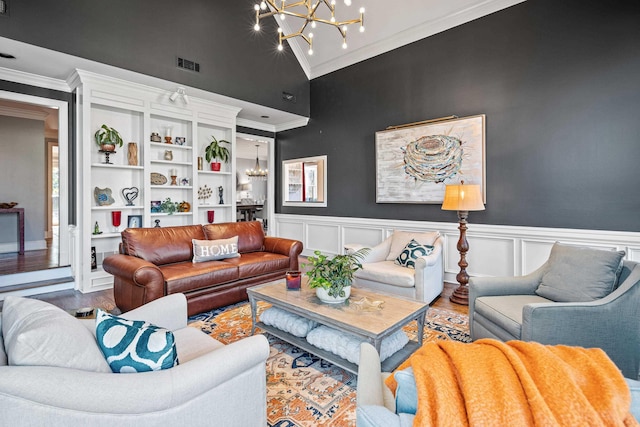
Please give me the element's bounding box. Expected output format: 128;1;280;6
211;162;221;172
127;142;138;165
315;285;351;304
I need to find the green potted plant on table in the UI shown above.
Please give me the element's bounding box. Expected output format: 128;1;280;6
204;135;231;172
94;124;124;152
303;248;370;304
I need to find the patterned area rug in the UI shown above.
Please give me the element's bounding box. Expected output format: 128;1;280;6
188;301;470;427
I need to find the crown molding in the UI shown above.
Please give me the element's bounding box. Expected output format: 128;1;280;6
0;105;49;121
0;66;71;92
310;0;526;79
237;117;276;133
274;116;310;132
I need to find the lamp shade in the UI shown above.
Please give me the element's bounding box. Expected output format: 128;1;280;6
441;183;485;211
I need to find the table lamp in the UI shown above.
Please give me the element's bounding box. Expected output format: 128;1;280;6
441;180;485;305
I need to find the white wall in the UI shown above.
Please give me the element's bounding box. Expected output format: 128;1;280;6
0;116;47;252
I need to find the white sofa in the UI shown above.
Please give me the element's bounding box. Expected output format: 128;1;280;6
0;293;270;427
347;231;444;304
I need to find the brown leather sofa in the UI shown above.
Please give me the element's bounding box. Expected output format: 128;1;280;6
103;221;303;316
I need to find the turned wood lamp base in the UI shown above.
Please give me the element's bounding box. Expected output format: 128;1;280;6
441;181;485;307
450;210;471;306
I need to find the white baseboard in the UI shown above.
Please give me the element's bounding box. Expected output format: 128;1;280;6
0;240;47;254
274;214;640;284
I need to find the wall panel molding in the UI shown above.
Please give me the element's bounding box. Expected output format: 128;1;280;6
275;214;640;283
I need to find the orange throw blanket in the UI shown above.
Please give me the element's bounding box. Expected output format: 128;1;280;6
385;339;638;426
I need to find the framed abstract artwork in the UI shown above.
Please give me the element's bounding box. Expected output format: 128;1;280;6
375;114;486;204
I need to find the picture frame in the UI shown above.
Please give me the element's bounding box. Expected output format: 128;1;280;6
150;200;162;213
375;114;486;204
127;214;142;228
174;136;186;146
91;246;97;270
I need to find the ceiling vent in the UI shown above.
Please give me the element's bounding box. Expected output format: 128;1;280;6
177;57;200;72
0;0;9;16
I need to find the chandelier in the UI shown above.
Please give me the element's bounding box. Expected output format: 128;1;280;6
246;145;268;181
253;0;365;55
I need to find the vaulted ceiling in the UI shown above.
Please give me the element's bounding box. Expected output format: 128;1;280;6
274;0;525;78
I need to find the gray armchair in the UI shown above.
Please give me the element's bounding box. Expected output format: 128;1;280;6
469;245;640;380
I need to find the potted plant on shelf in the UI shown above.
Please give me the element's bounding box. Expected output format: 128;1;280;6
94;124;124;152
204;135;230;172
160;197;178;215
303;248;370;304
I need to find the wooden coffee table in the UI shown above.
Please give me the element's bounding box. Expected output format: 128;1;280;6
247;279;428;375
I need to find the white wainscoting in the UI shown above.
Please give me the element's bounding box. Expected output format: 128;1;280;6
275;214;640;284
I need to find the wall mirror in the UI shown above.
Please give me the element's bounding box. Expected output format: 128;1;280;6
282;155;327;207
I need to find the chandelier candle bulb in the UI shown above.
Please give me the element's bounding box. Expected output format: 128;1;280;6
254;0;364;55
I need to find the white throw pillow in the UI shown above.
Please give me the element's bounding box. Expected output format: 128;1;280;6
1;296;111;372
192;236;240;263
386;231;440;261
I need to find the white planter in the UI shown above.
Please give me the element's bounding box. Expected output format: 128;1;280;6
315;285;351;304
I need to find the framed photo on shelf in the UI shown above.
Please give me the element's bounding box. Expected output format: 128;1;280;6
150;200;162;213
127;215;142;228
91;246;97;270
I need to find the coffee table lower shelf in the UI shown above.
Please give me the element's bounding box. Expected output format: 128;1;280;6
256;321;421;375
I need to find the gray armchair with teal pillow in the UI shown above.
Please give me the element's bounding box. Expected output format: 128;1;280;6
469;242;640;379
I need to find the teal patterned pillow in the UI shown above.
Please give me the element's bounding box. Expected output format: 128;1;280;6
395;239;434;269
95;309;179;373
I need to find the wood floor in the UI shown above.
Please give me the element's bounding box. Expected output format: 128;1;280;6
0;237;61;276
2;281;468;317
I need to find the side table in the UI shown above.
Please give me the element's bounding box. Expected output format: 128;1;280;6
0;208;24;255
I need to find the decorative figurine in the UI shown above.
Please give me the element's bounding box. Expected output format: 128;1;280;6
150;132;161;142
93;221;102;235
121;187;139;206
154;219;161;228
218;186;224;205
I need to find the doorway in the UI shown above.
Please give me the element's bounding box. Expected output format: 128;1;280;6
236;133;274;233
0;91;69;278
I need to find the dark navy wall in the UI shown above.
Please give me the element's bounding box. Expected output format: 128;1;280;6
277;0;640;232
0;0;309;117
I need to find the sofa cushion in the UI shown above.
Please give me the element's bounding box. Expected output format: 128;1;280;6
122;225;206;265
626;378;640;422
1;296;111;372
96;309;179;373
394;367;418;415
221;251;291;279
357;405;415;427
536;243;625;302
395;239;434;269
162;261;239;295
192;236;240;262
356;261;415;288
386;231;440;261
173;327;224;363
204;221;265;253
475;295;551;338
